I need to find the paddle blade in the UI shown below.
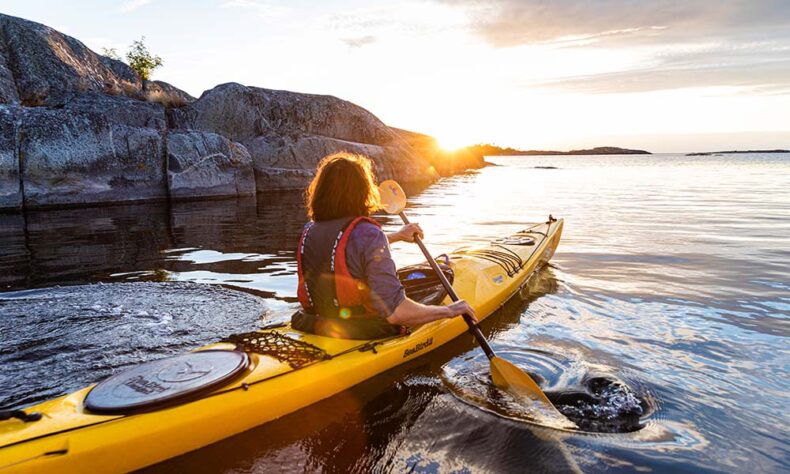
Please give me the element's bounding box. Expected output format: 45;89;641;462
490;357;577;429
379;180;407;215
490;356;553;405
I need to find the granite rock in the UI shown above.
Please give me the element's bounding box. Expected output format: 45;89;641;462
64;92;166;129
19;108;166;207
0;14;483;210
245;133;435;190
167;131;255;199
0;106;21;208
392;127;486;176
173;83;440;189
144;80;195;108
0;35;19;104
0;14;142;106
172;82;402;146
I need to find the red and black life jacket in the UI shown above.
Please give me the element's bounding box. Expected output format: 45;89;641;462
296;216;382;320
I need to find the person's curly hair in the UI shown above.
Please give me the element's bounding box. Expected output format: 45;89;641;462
305;153;381;221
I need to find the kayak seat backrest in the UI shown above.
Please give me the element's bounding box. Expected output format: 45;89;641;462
396;261;454;306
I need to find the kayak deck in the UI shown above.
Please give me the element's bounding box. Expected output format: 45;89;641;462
0;218;563;473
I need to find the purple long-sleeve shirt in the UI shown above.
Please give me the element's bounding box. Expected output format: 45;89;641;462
346;221;406;317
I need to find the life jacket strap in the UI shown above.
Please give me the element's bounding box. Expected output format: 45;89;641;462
296;222;315;311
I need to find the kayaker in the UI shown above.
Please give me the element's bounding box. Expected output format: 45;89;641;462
292;152;477;339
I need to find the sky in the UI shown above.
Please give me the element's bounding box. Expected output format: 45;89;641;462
3;0;790;152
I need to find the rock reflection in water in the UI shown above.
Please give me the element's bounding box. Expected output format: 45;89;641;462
0;191;309;298
1;204;171;289
0;213;28;287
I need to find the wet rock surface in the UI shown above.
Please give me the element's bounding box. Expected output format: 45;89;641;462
0;282;268;409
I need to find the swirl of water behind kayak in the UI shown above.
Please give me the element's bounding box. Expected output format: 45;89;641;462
441;347;655;433
438;267;657;434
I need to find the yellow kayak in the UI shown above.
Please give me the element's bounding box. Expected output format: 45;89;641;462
0;218;563;473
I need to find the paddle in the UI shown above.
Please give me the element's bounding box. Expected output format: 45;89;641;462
379;180;573;424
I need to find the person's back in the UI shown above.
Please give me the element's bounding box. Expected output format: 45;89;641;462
292;152;476;339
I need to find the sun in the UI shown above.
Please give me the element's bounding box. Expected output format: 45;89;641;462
436;132;471;152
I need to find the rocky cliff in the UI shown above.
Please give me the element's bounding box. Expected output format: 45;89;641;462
170;82;435;190
0;14;482;210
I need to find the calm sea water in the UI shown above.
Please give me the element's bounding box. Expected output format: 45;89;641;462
1;154;788;472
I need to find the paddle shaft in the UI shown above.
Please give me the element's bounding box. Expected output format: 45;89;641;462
398;212;496;359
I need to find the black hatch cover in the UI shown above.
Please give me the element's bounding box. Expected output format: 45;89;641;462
84;350;249;415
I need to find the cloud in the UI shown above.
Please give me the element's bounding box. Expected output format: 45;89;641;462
534;60;790;95
119;0;151;13
219;0;288;18
442;0;790;47
327;3;466;37
440;1;790;94
530;43;790;94
341;35;377;48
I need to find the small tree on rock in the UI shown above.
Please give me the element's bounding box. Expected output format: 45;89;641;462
126;37;163;81
101;47;122;61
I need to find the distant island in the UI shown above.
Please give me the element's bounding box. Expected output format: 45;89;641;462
467;144;651;156
686;149;789;156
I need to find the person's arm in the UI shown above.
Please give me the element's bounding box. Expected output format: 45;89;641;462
386;298;477;327
387;223;424;244
353;223;476;327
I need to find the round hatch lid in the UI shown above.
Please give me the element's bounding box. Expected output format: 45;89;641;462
84;350;249;415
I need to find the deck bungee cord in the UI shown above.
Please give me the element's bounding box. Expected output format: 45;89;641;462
454;217;555;277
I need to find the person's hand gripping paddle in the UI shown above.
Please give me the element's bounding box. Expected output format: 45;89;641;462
378;180;575;428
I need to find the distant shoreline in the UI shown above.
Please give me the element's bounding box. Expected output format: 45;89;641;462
467;145;651;156
686;149;789;156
